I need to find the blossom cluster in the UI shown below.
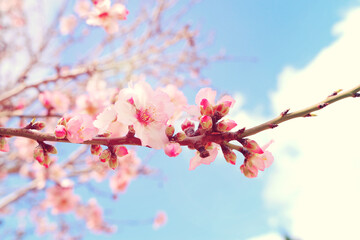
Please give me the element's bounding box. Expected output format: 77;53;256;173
59;0;129;35
35;79;274;178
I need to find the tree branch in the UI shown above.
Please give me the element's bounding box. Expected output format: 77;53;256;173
241;84;360;138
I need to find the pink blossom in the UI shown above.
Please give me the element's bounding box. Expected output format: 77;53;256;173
74;0;91;18
39;91;70;113
86;0;129;34
153;211;167;230
66;114;99;143
54;125;67;139
109;150;140;194
76;74;118;116
159;84;188;122
0;137;9;152
200;115;213;130
84;199;106;232
93;106;117;134
114;81;174;149
164;142;182;157
44;182;80;214
189;143;219;170
59;15;77;35
217;119;237;132
240;140;274;178
186;87;236;119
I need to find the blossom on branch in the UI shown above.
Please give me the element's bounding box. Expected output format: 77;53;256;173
113;80;174;149
86;0;129;34
240;140;274;178
189;143;219;170
66;114;99;143
43;180;80;214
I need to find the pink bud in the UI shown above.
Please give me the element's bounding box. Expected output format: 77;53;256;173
164;142;182;157
174;132;186;142
0;137;9;152
181;119;195;131
44;144;57;154
42;153;52;168
99;149;111;163
200;115;213;130
214;101;232;117
224;150;236;165
54;125;67;139
32;121;46;130
114;145;128;157
240;164;258;178
165;125;175;137
241;139;264;154
108;154;118;170
33;145;45;163
217;119;237;132
91;144;102;156
200;98;214;116
57;117;67;126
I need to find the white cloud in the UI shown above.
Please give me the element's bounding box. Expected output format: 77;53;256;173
263;6;360;240
247;232;283;240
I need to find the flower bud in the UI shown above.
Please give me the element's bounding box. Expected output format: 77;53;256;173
99;148;111;163
240;164;258;178
217;119;237;132
214;101;232;117
164;142;182;157
44;144;57;154
42;153;52;168
128;125;135;134
224;150;236;165
108;154;118;170
221;144;236;165
114;145;128;157
0;137;9;152
32;121;46;130
174;132;186;142
240;138;264;154
200;115;213;130
33;145;45;163
200;99;213;116
165;125;175;137
91;145;102;156
181;119;195;131
54;125;67;139
57;117;67;126
181;119;195;136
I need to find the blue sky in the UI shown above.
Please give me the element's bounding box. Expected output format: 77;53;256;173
6;0;360;239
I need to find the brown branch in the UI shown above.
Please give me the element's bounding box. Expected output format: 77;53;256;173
0;179;39;211
241;84;360;138
0;66;92;104
1;85;360;149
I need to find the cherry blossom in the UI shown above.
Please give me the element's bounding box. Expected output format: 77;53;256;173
240;140;274;178
0;137;9;152
113;80;174;149
110;150;140;194
153;211;168;230
164;142;182;157
66;114;99;143
38;91;70;113
74;0;91;18
159;84;188;122
186;87;236;119
86;0;129;34
189;143;219;170
59;15;77;35
43;180;80;214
